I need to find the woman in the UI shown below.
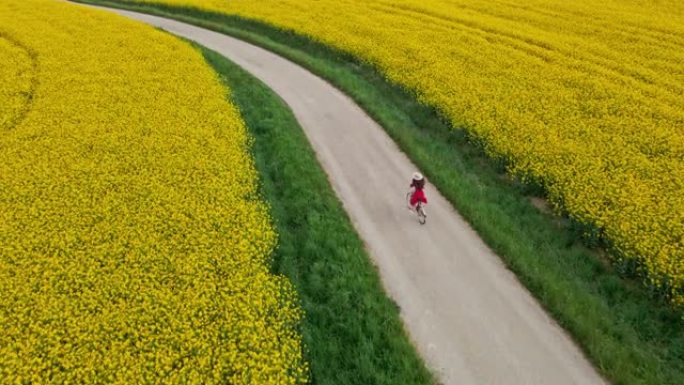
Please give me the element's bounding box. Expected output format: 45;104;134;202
408;172;427;213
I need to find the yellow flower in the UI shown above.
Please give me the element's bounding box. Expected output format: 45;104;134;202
0;0;307;383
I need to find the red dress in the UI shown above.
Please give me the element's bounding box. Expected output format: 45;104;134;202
410;187;427;206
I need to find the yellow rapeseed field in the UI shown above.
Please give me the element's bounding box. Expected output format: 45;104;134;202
130;0;684;306
0;0;307;383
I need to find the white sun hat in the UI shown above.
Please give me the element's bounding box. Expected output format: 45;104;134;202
412;172;424;181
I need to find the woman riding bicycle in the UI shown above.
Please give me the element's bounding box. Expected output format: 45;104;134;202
408;172;427;215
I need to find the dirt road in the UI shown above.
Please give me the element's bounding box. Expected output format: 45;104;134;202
84;5;607;384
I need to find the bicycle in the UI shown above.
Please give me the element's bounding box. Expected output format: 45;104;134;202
406;191;427;225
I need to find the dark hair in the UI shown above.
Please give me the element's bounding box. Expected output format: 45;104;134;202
412;178;426;189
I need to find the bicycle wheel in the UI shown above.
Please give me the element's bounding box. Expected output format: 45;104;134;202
417;204;426;224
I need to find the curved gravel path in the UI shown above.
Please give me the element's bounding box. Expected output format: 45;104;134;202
83;5;607;385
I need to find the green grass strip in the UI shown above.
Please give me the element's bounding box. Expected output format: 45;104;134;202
73;1;684;384
197;44;436;385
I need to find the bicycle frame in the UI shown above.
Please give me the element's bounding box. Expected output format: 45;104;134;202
406;191;427;224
